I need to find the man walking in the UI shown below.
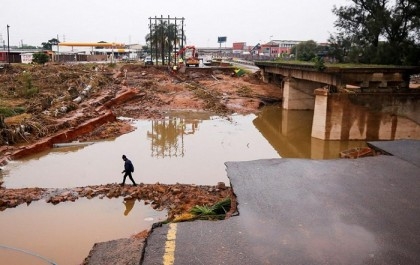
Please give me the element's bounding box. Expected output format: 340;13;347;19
121;155;137;186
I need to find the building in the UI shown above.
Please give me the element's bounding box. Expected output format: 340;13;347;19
226;40;302;58
0;49;44;64
232;42;247;54
55;42;145;62
261;40;301;57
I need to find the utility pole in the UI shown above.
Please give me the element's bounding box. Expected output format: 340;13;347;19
0;34;4;50
57;34;60;62
7;24;10;65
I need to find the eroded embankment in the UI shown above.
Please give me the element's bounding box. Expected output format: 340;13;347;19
0;87;138;166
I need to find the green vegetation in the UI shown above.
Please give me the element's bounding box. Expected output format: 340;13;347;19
189;197;231;220
32;52;49;65
145;19;186;65
0;106;25;117
270;58;411;69
313;57;326;71
291;40;319;62
330;0;420;66
190;205;216;215
41;38;59;50
271;2;419;66
18;72;39;98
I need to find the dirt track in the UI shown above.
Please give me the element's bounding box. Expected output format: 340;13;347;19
0;62;281;226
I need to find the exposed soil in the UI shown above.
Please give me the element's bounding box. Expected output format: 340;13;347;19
0;62;281;262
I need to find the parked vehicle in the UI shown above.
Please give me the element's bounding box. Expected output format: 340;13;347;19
144;56;153;65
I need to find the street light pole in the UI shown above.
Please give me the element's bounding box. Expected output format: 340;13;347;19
57;34;60;63
7;24;10;65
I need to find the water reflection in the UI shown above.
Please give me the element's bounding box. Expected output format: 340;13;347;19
123;198;135;216
253;106;367;159
0;198;167;265
147;112;212;158
148;118;199;158
2;108;368;189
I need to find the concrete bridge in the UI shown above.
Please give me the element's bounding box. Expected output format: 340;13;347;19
255;62;420;140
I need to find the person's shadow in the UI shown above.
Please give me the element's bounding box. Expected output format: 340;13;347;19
123;199;135;216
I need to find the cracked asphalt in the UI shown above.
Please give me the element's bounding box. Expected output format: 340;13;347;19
141;140;420;265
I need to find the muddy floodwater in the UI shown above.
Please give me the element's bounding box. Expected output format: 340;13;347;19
0;198;167;265
0;106;367;264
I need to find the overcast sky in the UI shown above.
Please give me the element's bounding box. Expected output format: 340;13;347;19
1;0;349;47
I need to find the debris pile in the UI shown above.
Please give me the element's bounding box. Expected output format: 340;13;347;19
0;182;234;221
0;64;114;146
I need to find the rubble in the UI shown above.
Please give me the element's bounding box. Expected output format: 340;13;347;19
0;182;234;221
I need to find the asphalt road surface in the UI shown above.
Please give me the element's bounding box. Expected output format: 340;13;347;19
142;140;420;265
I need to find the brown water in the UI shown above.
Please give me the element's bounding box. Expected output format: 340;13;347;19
0;107;367;264
0;198;167;265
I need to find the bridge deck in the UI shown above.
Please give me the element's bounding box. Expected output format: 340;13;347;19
255;61;420;90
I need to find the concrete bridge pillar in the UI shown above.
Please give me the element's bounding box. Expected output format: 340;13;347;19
311;89;329;139
261;69;269;83
311;89;420;140
283;78;320;110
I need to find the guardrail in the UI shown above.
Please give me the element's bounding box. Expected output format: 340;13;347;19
230;59;255;66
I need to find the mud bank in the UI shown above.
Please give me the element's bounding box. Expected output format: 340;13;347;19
0;182;234;221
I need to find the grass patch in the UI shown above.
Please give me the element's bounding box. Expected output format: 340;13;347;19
189;198;231;219
172;198;232;222
17;72;39;98
260;59;409;69
0;106;26;117
190;205;216;215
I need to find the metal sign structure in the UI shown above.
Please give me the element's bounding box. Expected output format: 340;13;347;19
148;16;185;66
217;36;227;54
217;36;227;43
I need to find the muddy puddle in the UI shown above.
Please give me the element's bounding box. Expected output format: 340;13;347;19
0;197;167;265
0;106;367;264
1;110;281;189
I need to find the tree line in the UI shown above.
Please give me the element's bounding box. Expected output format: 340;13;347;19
289;0;419;66
329;0;419;65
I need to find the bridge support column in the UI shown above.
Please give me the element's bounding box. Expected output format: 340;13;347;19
283;78;318;110
261;69;270;83
311;89;330;140
311;89;420;140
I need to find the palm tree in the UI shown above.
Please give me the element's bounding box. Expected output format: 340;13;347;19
146;20;185;65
